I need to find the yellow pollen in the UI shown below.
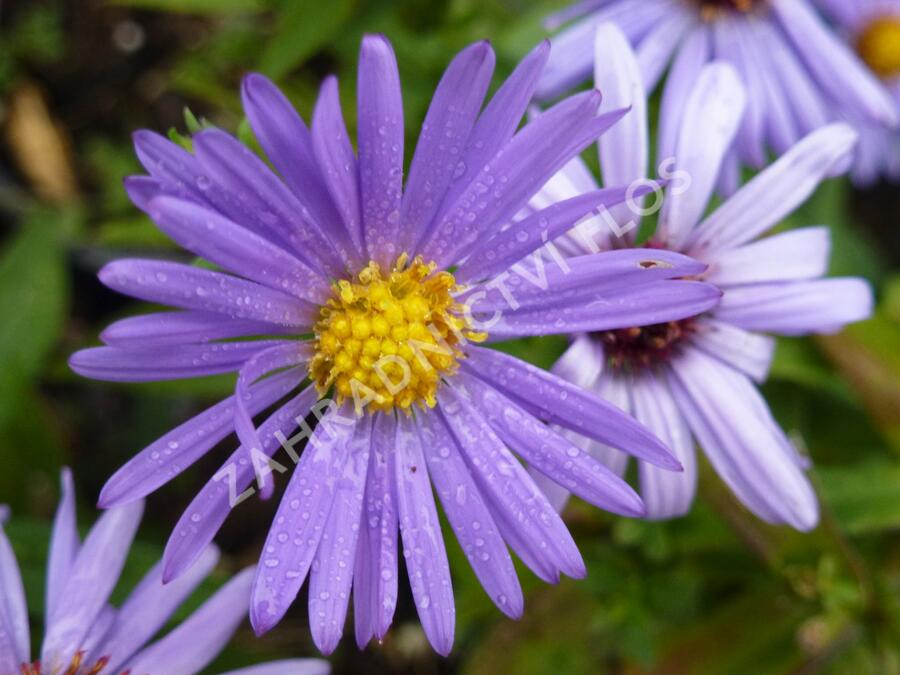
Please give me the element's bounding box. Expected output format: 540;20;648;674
310;254;486;414
857;15;900;78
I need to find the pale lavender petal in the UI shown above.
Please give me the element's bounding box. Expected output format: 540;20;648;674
438;384;585;582
635;9;693;88
631;373;697;519
312;76;365;257
193;129;346;273
358;35;404;267
658;24;710;164
668;347;819;530
352;414;399;647
241;73;351;258
594;23;647;200
124;567;254;675
0;506;8;525
251;408;358;635
99;367;303;508
0;522;29;671
97;258;317;327
41;501;144;667
222;661;331;675
418;409;524;619
308;419;371;655
233;343;311;499
687;124;858;253
401;41;495;252
394;413;455;656
658;62;746;249
422;93;628;268
457;186;653;283
462;346;680;470
583;373;633;477
162;385;319;583
46;468;78;622
482;280;722;338
691;319;774;383
69;340;291;382
101;546;219;672
459;372;645;517
714;278;873;335
703;226;830;286
773;0;898;127
101;311;293;347
147;196;329;304
552;334;606;389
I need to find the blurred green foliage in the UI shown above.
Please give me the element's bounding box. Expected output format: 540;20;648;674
0;0;899;673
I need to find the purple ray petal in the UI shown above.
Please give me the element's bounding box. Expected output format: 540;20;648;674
308;419;371;655
250;407;358;636
422;93;628;268
457;186;657;283
101;311;294;348
691;319;774;383
357;35;404;267
233;343;312;499
461;248;707;314
147;196;329;304
0;520;29;671
668;346;819;530
97;259;317;328
631;373;697;519
394;413;455;656
418;408;524;619
438;384;585;583
658;62;746;248
124;567;254;674
101;546;219;672
773;0;898;128
124;175;188;213
635;10;693;88
458;372;645;517
69;340;291;382
462;346;680;470
686;123;858;253
46;469;79;622
41;500;144;667
481;280;722;338
401;41;495;253
312;76;365;257
552;333;605;390
704;226;830;286
162;385;319;583
352;414;399;647
658;24;710;165
99;367;303;508
714;278;873;336
192;129;347;273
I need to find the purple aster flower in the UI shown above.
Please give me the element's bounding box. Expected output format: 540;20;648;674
69;35;722;655
538;0;898;188
814;0;900;184
0;469;328;675
531;24;873;530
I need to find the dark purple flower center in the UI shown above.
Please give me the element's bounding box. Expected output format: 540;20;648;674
594;318;697;372
21;653;114;675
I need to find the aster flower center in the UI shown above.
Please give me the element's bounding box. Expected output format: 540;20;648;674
310;254;486;413
856;16;900;78
594;319;697;372
694;0;762;20
21;652;111;675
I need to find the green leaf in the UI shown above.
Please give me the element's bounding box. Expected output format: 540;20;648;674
258;0;357;79
107;0;264;14
818;461;900;535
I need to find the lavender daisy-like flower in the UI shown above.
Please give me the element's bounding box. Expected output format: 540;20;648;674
0;470;328;675
539;0;898;188
814;0;900;184
532;24;873;530
69;35;722;654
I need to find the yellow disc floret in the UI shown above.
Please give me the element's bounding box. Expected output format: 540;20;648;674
857;15;900;79
310;254;486;414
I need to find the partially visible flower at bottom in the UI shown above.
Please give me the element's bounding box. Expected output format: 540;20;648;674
815;0;900;184
0;469;329;675
0;505;9;526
